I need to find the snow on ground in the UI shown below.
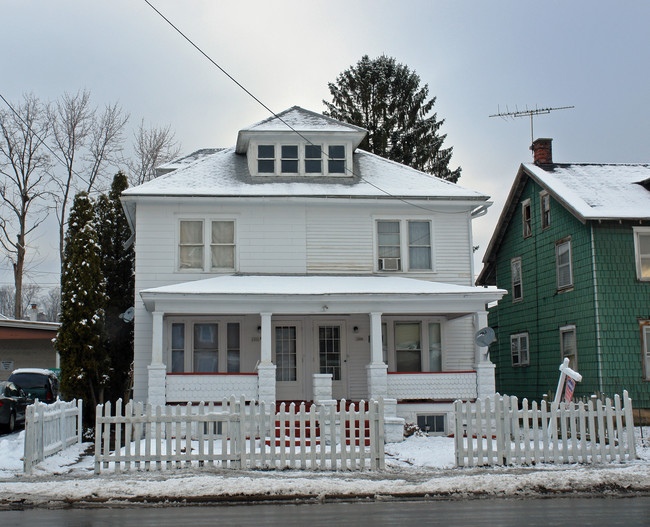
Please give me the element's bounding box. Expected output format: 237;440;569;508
0;428;648;507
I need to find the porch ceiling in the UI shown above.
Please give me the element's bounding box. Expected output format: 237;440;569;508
140;275;505;316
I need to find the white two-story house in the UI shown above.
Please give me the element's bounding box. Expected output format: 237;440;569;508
121;107;504;437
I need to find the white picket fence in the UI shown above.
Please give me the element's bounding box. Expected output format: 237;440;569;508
24;399;83;474
94;397;385;473
454;391;636;467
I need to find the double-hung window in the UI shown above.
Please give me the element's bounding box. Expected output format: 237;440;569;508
304;144;322;173
560;325;577;370
179;220;204;269
281;145;298;174
257;145;275;173
641;321;650;380
395;322;421;372
522;199;532;238
633;227;650;280
408;221;432;270
511;257;523;302
540;192;551;229
211;221;235;269
556;238;573;290
377;219;433;272
377;221;402;271
328;145;346;174
511;333;529;366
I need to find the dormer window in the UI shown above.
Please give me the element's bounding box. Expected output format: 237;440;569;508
328;145;346;174
281;145;298;174
305;144;322;173
257;145;275;173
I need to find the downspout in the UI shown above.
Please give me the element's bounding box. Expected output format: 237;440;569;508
590;223;603;393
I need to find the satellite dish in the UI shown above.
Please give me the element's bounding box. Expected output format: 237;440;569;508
475;327;495;347
119;306;135;323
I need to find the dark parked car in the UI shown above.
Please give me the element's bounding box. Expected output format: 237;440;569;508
0;381;29;433
8;368;59;403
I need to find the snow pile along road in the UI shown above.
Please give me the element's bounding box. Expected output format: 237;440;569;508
0;429;648;507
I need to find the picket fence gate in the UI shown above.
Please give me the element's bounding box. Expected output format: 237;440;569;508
454;391;636;467
95;396;385;473
24;398;83;474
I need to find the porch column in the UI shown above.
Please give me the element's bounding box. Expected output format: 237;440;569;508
257;312;276;405
148;311;166;407
367;311;388;400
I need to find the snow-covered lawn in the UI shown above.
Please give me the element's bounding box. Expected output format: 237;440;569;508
0;428;648;506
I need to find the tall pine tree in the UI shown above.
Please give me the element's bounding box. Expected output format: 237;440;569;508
324;55;461;183
56;192;109;417
95;172;134;403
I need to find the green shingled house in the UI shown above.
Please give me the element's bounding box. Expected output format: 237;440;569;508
477;139;650;416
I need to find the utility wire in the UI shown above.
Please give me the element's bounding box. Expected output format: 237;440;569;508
143;1;474;216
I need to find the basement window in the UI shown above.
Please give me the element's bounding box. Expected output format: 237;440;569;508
417;414;446;435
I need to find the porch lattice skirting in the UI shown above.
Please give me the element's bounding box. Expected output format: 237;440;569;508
95;397;386;473
454;391;637;467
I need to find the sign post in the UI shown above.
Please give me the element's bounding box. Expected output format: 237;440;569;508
548;358;582;437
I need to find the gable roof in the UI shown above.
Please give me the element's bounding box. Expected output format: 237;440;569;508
235;106;368;153
477;162;650;285
122;146;487;201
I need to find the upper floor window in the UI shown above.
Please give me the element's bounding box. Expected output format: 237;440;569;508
522;199;532;238
511;257;523;302
281;145;298;174
510;332;529;366
560;325;577;370
377;219;433;272
328;145;346;174
257;145;275;173
641;321;650;380
179;220;204;270
179;219;235;271
305;144;322;173
633;227;650;281
556;237;573;290
540;192;551;229
211;221;235;270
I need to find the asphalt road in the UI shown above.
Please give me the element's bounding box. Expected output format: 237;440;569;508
2;496;649;526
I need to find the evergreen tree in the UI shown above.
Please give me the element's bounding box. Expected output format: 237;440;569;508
324;55;461;183
56;192;108;416
95;172;134;403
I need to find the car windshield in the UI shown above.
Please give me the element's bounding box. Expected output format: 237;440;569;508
10;373;50;389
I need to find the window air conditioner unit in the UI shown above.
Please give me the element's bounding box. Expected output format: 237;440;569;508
379;257;401;271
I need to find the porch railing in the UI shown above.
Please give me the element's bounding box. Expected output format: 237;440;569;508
387;371;477;400
166;373;258;403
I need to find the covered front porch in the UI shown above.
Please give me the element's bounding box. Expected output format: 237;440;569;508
140;275;504;413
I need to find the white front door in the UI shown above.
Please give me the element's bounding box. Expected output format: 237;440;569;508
273;322;304;401
314;321;347;400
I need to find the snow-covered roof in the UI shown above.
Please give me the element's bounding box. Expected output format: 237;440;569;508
477;161;650;285
140;275;505;314
141;275;493;296
524;163;650;220
240;106;367;134
0;319;60;331
123;147;486;201
156;148;224;176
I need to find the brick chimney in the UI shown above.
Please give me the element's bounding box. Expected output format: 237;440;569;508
530;138;553;165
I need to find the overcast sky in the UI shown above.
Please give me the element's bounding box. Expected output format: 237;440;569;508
1;0;649;292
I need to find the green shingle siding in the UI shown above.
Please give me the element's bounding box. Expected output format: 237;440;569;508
487;176;649;407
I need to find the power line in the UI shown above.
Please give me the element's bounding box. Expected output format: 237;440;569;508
142;1;473;216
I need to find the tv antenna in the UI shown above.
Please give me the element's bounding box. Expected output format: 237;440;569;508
489;105;574;143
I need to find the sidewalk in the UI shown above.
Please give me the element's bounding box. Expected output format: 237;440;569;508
1;431;649;508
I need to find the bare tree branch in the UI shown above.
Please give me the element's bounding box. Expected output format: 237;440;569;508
126;119;181;185
0;93;51;318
